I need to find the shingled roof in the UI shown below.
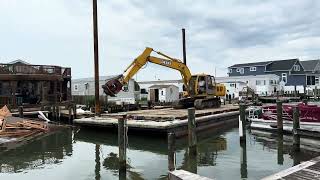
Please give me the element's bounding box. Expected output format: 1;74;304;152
229;61;272;68
300;60;320;72
265;59;298;71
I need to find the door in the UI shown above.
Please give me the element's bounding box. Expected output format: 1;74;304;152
155;89;159;102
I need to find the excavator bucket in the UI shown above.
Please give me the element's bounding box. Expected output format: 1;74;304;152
102;77;123;97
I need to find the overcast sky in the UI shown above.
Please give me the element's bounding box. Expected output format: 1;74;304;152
1;0;320;81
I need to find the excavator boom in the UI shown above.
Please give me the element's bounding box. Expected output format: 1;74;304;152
102;47;192;96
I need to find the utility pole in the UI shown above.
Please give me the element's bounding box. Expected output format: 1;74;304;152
93;0;100;115
182;28;187;65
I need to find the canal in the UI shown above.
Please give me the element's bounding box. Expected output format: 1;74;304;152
0;126;319;180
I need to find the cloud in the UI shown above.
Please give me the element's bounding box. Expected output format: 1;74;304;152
0;0;319;80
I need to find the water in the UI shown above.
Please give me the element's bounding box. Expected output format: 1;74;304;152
0;126;319;180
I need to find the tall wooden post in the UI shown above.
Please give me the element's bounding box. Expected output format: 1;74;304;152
314;86;317;100
188;108;197;156
293;106;300;151
240;140;247;179
92;0;100;116
168;132;176;172
277;134;284;165
239;103;246;142
18;106;23;118
95;144;101;180
118;117;127;171
277;101;283;134
294;85;297;97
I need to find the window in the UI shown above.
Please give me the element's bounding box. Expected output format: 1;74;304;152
307;76;316;85
250;67;257;71
84;83;89;90
228;68;232;73
293;65;300;71
281;73;287;83
256;80;261;85
239;68;244;74
316;77;319;85
73;84;79;91
161;90;164;95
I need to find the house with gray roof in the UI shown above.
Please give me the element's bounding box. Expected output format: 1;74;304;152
228;59;320;94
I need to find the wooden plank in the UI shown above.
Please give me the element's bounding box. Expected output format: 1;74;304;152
263;156;320;180
169;170;213;180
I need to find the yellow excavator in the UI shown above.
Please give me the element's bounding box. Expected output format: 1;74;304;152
102;47;226;109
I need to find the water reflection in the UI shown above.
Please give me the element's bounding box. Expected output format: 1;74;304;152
1;127;320;179
240;141;247;179
0;128;73;173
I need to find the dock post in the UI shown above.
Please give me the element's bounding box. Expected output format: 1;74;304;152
73;104;77;119
277;134;284;165
68;106;72;123
293;106;300;151
314;86;317;100
168;132;176;172
118;116;127;171
239;103;246;142
18;106;23;118
188;108;197;156
240;140;247;179
277;101;283;134
294;85;297;97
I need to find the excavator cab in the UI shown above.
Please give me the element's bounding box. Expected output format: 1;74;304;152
188;74;216;97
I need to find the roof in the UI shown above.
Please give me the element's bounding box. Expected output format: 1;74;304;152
300;60;320;71
149;84;178;89
7;59;31;65
229;61;272;68
265;59;298;71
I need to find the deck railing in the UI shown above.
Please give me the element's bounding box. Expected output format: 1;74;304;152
0;63;71;78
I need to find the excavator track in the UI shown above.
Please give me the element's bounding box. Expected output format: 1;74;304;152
173;97;221;110
194;97;221;110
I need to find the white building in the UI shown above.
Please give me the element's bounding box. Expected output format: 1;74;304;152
72;76;140;104
216;74;280;97
148;85;179;103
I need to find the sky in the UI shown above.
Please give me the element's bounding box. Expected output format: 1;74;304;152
1;0;320;81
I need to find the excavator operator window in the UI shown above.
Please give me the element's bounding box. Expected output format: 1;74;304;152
207;76;213;90
198;76;206;94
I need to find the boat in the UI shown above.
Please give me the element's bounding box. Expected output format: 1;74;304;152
247;103;320;133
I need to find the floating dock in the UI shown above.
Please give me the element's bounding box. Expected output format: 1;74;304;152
263;156;320;180
74;104;240;136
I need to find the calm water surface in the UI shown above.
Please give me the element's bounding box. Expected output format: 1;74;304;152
0;126;319;180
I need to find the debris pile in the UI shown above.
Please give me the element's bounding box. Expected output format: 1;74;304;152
0;105;48;140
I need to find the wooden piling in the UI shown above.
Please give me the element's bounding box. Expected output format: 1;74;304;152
73;104;77;119
277;134;284;165
314;86;317;100
239;103;246;142
277;101;283;134
118;117;127;170
18;106;23;118
240;140;247;179
68;106;72;123
293;106;300;151
168;132;176;172
188;108;197;156
294;85;297;97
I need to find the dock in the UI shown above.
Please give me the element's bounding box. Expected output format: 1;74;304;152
74;104;240;136
169;170;213;180
263;156;320;180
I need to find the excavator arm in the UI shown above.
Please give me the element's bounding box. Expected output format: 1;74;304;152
102;47;192;96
